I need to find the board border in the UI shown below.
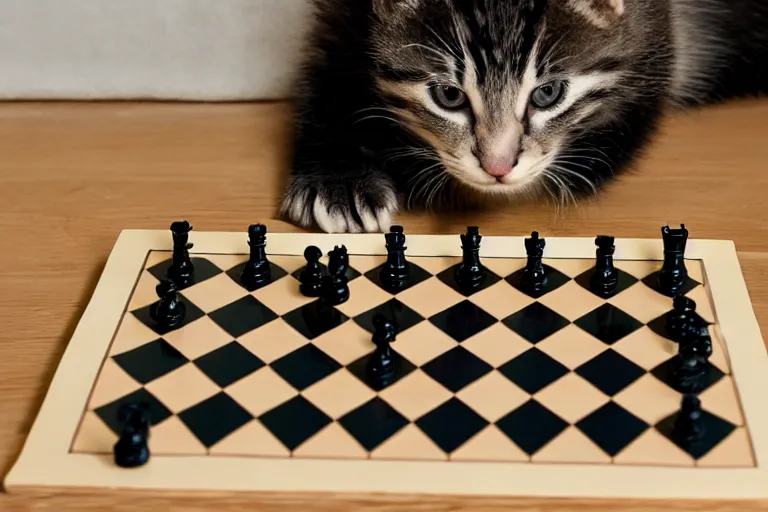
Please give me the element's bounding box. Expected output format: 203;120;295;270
5;228;768;500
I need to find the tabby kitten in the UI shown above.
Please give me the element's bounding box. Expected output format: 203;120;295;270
279;0;768;233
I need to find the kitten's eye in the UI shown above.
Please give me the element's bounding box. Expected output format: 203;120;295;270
530;80;566;109
429;85;468;110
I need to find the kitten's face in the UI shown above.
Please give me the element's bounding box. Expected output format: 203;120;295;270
370;0;655;201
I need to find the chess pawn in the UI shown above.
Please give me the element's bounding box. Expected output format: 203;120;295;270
380;226;410;291
672;336;708;392
590;235;618;296
666;295;697;340
657;224;689;296
299;246;324;297
672;394;705;447
322;246;350;305
168;220;194;286
455;226;486;290
367;314;397;383
520;231;548;291
149;278;186;329
113;402;151;468
240;224;271;289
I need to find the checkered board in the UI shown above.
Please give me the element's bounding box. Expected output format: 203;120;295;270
6;226;768;501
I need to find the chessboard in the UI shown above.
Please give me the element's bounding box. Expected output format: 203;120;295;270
5;222;768;501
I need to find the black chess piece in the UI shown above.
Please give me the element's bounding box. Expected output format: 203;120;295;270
671;394;706;448
113;402;151;468
666;295;697;340
240;224;272;290
454;226;487;290
149;278;186;329
168;220;194;286
366;313;397;384
657;225;690;296
671;330;711;392
589;235;619;296
519;231;548;292
379;225;410;292
299;245;324;297
322;245;350;305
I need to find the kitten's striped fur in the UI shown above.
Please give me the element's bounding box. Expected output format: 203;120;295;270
280;0;768;233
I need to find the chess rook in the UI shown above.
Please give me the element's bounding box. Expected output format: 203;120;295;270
657;225;689;296
299;245;324;297
590;235;619;296
520;231;548;292
168;220;194;286
240;224;272;290
149;278;186;329
379;226;410;292
322;245;350;305
113;402;151;468
454;226;487;290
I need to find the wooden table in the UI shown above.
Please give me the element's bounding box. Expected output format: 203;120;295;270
1;100;768;511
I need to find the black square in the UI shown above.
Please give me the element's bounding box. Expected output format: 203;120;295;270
291;262;361;282
575;349;646;396
282;300;349;340
94;388;173;435
364;261;432;294
354;299;424;335
415;397;489;453
193;341;265;387
177;392;254;448
131;295;206;336
147;256;223;290
642;270;701;298
574;266;639;299
429;300;497;342
338;397;409;451
421;346;493;393
226;261;289;292
495;399;568;455
258;395;332;451
498;348;569;394
270;344;342;390
112;338;189;384
436;263;502;297
650;356;725;394
573;303;643;345
501;303;570;344
505;264;571;299
655;408;737;459
347;350;416;392
576;401;649;456
208;295;279;338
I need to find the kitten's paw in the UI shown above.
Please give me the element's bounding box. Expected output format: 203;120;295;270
280;174;398;233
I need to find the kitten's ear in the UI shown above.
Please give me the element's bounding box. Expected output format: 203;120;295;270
373;0;420;19
567;0;625;27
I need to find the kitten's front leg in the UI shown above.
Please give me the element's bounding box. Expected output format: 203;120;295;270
279;150;398;234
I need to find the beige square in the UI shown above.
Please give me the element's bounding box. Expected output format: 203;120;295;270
87;359;141;409
370;424;447;461
379;370;453;421
312;321;375;365
687;259;705;285
532;426;611;464
393;322;457;366
457;371;530;422
145;364;220;413
709;325;732;373
685;284;716;324
537;324;608;370
127;270;161;310
251;273;316;315
179;272;249;313
538;280;607;321
614;429;694;467
334;277;393;317
696;428;755;467
449;425;528;462
481;257;526;278
71;412;118;454
301;369;376;420
462;323;532;367
293;423;368;459
202;253;248;272
149;416;207;455
611;326;677;371
209;420;289;457
470;281;535;320
348;255;387;275
613;260;661;280
237;318;310;364
397;277;465;318
543;258;595;278
612;373;682;425
699;376;745;426
145;250;172;268
534;373;609;424
409;256;460;274
224;367;298;417
109;314;162;356
266;255;307;275
163;316;235;360
607;281;673;324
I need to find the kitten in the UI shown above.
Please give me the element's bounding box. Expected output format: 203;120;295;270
279;0;768;233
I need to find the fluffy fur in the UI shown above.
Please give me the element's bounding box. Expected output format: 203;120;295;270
279;0;768;233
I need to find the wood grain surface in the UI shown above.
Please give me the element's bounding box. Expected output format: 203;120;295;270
1;99;768;511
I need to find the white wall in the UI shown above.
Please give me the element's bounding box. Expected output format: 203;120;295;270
0;0;313;100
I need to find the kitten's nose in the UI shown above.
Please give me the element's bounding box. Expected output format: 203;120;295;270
482;152;519;178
